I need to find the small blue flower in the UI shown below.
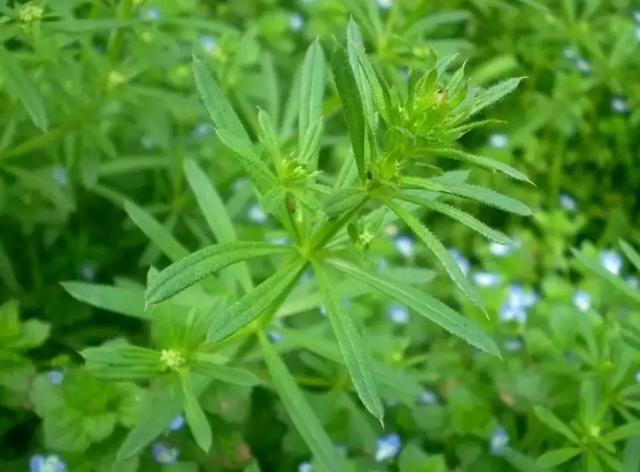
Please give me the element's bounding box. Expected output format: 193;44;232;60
503;338;524;353
488;133;508;149
573;291;591;312
52;166;69;187
627;276;639;290
611;96;629;114
489;239;520;257
472;271;501;288
267;330;284;343
319;304;327;316
558;193;577;212
200;35;217;53
374;433;401;462
168;414;185;432
387;304;409;325
376;0;393;9
394;235;415;258
600;250;622;275
635;370;640;383
142;7;161;21
416;389;438;406
80;262;96;282
633;10;640;23
193;122;213;137
30;454;66;472
562;46;578;59
575;57;591;73
141;135;155;149
489;426;509;455
289;13;304;31
151;442;179;465
500;284;537;324
448;248;470;275
298;462;313;472
247;203;267;224
46;370;64;386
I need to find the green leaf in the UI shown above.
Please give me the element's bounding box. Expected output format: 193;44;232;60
620;240;640;274
299;40;326;148
431;148;532;184
124;200;189;262
208;257;306;342
384;199;485;313
401;177;532;216
62;282;149;319
0;239;19;291
183;159;253;292
313;261;383;423
0;46;48;131
192;354;261;386
259;332;343;471
537;448;581;467
181;372;212;453
146;242;292;305
395;191;512;244
327;259;500;356
257;109;281;162
534;406;579;443
571;248;640;304
192;54;275;191
332;45;366;183
603;421;640;443
469;77;524;116
81;344;163;380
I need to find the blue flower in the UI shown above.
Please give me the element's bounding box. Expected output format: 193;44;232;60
168;414;185;432
298;462;313;472
562;46;577;59
600;250;622;275
376;0;393;9
636;370;640;383
46;370;64;386
289;13;304;31
80;262;96;282
193;122;213;137
573;291;591;312
247;203;267;224
141;135;155;149
374;433;401;462
633;10;640;23
142;7;161;21
394;235;415;258
488;133;508;149
627;276;639;290
387;304;409;325
472;271;501;288
611;96;629;114
30;454;66;472
558;193;577;212
575;57;591;74
267;330;284;343
489;239;520;257
151;442;179;465
448;248;470;275
503;338;524;353
416;389;438;406
52;166;69;187
489;426;509;455
500;284;537;324
200;35;217;53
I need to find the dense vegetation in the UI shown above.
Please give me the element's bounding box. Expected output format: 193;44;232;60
1;1;640;471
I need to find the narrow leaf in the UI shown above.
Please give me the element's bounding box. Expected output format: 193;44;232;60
332;45;366;183
124;200;189;262
328;258;500;356
259;332;343;471
534;406;579;443
0;46;48;131
469;78;524;116
299;41;326;147
183;159;253;292
385;199;485;313
395;192;512;244
313;261;383;423
620;240;640;274
146;242;292;305
537;448;581;468
431;147;532;184
603;421;640;443
62;282;148;319
208;258;306;342
181;372;212;452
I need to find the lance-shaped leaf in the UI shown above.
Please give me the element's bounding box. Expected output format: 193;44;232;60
620;240;640;273
537;448;581;468
313;261;383;423
81;345;163;380
384;199;485;314
299;40;326;150
327;258;499;356
62;282;148;319
183;159;253;292
332;45;366;183
534;406;579;443
146;242;293;305
394;191;512;244
0;46;48;131
468;77;524;117
259;332;343;471
428;147;532;184
401;176;532;216
208;257;307;342
192;353;261;386
192;54;276;191
124;200;189;262
180;371;212;452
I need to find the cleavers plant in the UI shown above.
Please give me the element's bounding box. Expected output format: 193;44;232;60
67;20;533;468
